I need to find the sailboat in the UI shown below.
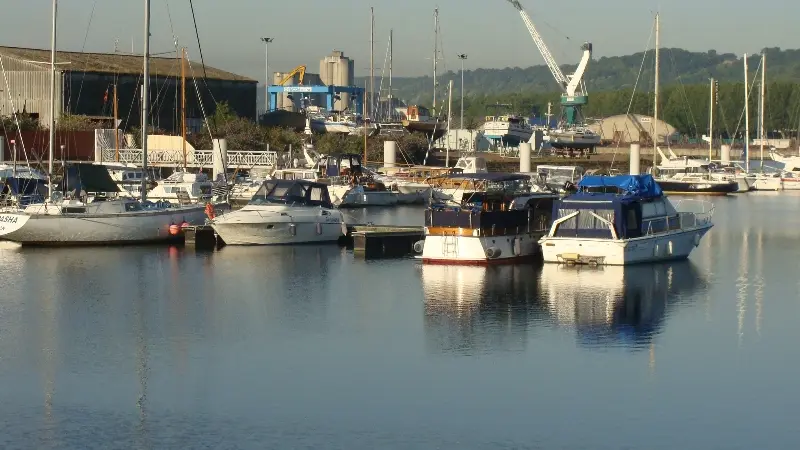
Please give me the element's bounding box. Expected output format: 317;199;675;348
747;53;783;191
401;8;446;141
0;0;209;245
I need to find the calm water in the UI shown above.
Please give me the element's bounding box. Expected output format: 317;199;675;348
1;193;800;449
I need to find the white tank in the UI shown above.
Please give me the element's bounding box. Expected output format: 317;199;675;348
519;143;532;173
384;141;397;168
721;145;731;164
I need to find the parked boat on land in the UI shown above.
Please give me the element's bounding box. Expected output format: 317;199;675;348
539;174;713;265
210;179;344;245
418;173;557;264
481;112;533;148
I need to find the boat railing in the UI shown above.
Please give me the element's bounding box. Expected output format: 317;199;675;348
674;199;715;228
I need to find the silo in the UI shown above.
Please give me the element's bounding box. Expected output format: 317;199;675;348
320;50;354;112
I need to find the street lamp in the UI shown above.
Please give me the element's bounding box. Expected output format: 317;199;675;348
260;37;274;114
457;54;467;152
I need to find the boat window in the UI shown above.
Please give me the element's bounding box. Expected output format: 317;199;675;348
283;173;294;180
627;210;638;229
62;207;86;214
125;202;143;212
310;187;325;202
198;185;212;195
654;201;667;216
558;208;578;229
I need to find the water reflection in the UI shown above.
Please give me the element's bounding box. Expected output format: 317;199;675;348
419;264;546;355
420;261;708;355
539;262;707;349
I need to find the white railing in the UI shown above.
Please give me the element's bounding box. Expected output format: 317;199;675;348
99;149;277;169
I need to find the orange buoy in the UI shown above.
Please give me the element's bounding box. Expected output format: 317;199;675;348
169;224;180;235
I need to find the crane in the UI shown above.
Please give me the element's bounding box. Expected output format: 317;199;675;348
278;65;306;85
505;0;592;127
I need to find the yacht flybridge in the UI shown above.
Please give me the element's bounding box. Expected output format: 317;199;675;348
539;175;713;265
417;173;557;264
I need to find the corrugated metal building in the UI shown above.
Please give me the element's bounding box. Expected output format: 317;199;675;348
588;114;678;145
0;46;257;132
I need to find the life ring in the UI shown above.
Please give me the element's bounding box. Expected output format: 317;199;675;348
204;203;215;220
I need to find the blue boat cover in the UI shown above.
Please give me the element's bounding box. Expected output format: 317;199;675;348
577;174;663;198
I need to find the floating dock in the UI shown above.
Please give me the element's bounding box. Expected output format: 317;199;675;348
184;223;425;258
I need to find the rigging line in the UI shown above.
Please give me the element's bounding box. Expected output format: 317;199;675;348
187;58;228;185
665;48;699;137
0;55;33;168
122;72;144;133
73;0;98;112
188;0;221;135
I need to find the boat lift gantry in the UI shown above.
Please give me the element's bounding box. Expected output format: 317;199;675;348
506;0;592;127
268;85;365;113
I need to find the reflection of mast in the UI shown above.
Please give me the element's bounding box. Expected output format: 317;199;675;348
755;228;764;336
736;231;750;347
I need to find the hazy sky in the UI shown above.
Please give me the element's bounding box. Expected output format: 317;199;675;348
2;0;792;83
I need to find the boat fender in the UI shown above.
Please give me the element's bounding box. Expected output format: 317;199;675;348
485;247;502;258
316;222;323;235
413;240;425;253
289;223;297;236
693;234;701;247
168;223;180;236
204;203;215;220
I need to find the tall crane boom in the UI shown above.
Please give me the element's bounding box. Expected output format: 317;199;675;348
508;0;568;89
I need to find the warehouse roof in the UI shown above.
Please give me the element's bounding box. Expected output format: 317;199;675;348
0;46;255;82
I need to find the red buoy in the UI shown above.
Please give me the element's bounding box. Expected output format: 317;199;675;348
168;224;180;235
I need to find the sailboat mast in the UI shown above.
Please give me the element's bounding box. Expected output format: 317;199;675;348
369;7;374;119
141;0;151;202
433;8;438;114
114;83;119;161
48;0;57;202
389;29;393;120
653;13;659;174
181;47;187;169
744;54;750;173
446;79;453;166
760;52;765;165
709;78;714;162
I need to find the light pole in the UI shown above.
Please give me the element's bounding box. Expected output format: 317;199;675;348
457;54;467;152
261;37;273;115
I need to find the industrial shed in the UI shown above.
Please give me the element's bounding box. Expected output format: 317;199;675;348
588;114;678;145
0;46;256;133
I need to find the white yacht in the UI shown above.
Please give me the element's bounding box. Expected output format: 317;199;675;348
540;174;714;265
416;173;557;264
147;171;214;204
0;164;208;245
770;150;800;190
210;179;344;245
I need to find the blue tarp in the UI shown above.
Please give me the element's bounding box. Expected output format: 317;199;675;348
577;174;663;198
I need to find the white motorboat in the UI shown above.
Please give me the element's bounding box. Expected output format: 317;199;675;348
0;164;208;245
748;171;783;191
770;151;800;190
416;173;557;264
481;113;533;147
210;179;345;245
539;174;713;265
147;171;214;204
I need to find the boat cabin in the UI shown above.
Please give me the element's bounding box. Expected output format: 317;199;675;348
425;173;554;236
248;179;333;209
406;105;431;121
319;153;364;179
272;168;318;181
377;165;459;180
549;175;678;240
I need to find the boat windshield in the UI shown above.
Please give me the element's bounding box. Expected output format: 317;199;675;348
248;180;332;207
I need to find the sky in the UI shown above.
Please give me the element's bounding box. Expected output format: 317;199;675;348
1;0;792;84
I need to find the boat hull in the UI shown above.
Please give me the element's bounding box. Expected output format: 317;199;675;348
212;222;343;245
781;178;800;190
0;206;208;245
546;131;601;150
750;176;782;191
540;225;712;266
657;180;738;195
420;232;544;265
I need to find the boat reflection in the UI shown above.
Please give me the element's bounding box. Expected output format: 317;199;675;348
539;262;707;349
419;263;547;355
419;261;707;354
